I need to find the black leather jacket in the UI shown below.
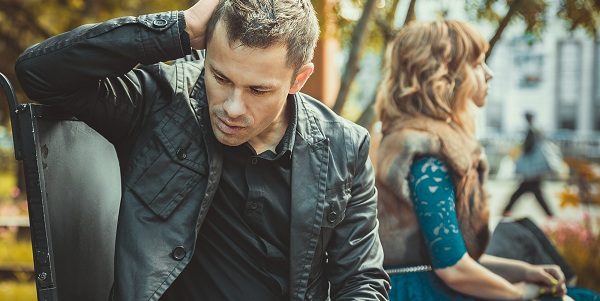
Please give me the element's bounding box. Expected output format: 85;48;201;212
15;10;390;301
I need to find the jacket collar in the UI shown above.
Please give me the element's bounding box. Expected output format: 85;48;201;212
293;93;326;147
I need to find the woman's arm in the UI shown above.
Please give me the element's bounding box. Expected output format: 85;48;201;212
479;254;528;282
435;253;537;300
408;157;540;300
480;255;566;295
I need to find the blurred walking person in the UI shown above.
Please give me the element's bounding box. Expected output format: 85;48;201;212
503;112;554;217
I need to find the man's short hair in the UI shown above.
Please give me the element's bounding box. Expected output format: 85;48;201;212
205;0;320;71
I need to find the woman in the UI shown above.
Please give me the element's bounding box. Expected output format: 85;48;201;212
374;20;574;300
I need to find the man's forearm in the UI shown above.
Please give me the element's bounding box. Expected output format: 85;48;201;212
15;11;190;101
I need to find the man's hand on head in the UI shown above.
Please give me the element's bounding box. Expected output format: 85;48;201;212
184;0;220;50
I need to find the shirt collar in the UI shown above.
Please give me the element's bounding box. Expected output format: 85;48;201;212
240;94;297;161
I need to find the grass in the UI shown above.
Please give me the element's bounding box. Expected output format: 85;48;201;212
0;281;36;301
0;217;35;300
0;236;33;266
0;172;16;199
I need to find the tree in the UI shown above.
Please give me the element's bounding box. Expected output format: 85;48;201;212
336;0;600;128
355;0;414;129
331;0;409;115
467;0;600;60
331;0;378;114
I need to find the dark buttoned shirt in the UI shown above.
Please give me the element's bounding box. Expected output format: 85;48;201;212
162;97;297;300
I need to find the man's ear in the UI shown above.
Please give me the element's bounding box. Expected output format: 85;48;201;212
288;63;314;94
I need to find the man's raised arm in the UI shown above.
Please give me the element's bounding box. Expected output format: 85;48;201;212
14;0;218;144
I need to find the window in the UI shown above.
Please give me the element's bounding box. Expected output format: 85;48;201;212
515;54;544;88
556;40;582;131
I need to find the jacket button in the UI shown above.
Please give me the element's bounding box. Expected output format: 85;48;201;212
152;19;168;28
171;246;186;261
176;148;187;160
327;211;337;223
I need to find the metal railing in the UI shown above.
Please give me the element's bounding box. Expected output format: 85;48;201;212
479;132;600;174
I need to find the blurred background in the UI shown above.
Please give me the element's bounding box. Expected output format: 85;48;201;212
0;0;599;299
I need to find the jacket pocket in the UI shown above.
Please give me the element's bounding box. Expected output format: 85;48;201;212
126;112;207;219
322;179;352;229
319;180;352;252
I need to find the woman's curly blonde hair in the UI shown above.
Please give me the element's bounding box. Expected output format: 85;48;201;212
375;20;489;134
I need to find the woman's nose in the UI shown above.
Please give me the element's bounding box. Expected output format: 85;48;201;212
483;63;494;81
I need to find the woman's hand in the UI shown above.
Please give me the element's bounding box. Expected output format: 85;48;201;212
515;282;541;300
525;264;566;296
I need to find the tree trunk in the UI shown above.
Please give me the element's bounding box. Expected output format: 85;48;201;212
332;0;378;114
355;0;414;129
404;0;416;25
487;0;523;61
356;101;376;128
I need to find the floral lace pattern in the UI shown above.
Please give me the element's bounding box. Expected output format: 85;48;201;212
408;156;467;268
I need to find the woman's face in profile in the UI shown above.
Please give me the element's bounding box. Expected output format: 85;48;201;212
471;54;494;107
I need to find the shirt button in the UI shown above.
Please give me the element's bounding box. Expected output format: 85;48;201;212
171;246;186;261
251;158;258;165
152;19;168;28
327;211;337;223
176;148;187;160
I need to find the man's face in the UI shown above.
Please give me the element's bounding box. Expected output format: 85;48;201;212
204;21;307;148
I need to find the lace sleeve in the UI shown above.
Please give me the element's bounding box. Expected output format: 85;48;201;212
408;156;467;269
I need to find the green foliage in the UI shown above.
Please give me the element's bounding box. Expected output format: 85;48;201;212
466;0;548;37
466;0;599;38
334;0;402;52
0;0;193;124
557;0;600;36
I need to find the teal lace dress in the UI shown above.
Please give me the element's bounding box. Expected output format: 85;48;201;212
388;156;599;301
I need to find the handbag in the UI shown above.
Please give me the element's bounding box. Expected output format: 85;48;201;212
485;217;576;284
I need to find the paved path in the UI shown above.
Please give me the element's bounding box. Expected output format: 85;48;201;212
486;178;600;231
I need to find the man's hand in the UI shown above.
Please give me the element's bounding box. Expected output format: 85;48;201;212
184;0;220;49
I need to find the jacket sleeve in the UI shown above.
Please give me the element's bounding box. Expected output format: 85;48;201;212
326;131;391;300
14;11;190;146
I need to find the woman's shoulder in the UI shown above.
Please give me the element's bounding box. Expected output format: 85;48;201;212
376;129;442;168
410;156;450;176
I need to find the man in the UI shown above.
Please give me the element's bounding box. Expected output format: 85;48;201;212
15;0;390;300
